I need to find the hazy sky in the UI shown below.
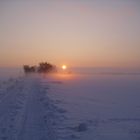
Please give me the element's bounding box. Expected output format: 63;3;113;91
0;0;140;68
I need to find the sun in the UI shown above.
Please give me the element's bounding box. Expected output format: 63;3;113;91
62;65;67;70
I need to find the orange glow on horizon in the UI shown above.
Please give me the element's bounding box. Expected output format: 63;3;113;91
52;73;75;80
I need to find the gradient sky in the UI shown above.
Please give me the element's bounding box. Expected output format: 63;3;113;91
0;0;140;68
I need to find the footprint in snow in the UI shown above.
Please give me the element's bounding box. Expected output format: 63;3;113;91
1;128;6;134
69;123;88;132
1;136;8;140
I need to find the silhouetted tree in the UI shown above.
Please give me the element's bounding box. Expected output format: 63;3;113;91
23;62;57;74
38;62;56;73
23;65;36;73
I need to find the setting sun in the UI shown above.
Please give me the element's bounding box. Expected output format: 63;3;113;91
62;65;67;70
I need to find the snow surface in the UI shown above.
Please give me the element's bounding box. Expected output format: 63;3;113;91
0;75;60;140
41;73;140;140
0;71;140;140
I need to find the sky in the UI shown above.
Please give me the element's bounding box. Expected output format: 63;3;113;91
0;0;140;68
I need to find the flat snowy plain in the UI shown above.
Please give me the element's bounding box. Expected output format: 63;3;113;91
0;68;140;140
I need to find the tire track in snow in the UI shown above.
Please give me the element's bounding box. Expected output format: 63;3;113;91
0;77;58;140
0;78;27;140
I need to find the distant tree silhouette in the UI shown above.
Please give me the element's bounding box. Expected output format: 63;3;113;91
23;65;36;73
23;62;57;74
38;62;56;73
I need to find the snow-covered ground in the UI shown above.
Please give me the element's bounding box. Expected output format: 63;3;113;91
41;73;140;140
0;70;140;140
0;75;60;140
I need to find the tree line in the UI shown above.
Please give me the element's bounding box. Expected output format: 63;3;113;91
23;62;57;74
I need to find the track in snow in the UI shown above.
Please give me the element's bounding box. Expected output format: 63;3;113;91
0;76;58;140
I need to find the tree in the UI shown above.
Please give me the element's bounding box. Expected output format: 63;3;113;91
23;62;57;74
38;62;56;73
23;65;36;73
